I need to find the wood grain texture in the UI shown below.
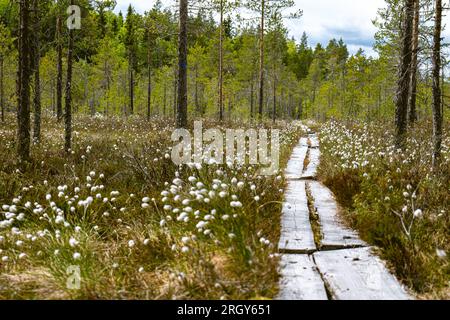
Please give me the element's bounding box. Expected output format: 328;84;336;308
279;180;317;253
285;138;308;180
309;181;366;249
302;147;320;179
313;247;412;300
278;254;328;300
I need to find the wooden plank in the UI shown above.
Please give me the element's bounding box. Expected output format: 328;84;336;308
279;180;317;254
313;247;412;300
278;254;328;300
302;147;320;179
308;181;366;249
309;134;320;148
285;138;308;180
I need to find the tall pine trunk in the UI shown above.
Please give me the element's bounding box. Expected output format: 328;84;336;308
65;2;75;152
408;0;419;125
17;0;31;162
432;0;442;168
176;0;188;128
56;13;63;121
394;0;414;149
129;56;134;115
218;0;224;121
32;0;41;142
147;39;152;121
0;56;4;123
258;0;265;119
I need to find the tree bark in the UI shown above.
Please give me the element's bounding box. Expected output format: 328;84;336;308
147;37;152;121
176;0;188;128
129;56;134;115
0;56;4;123
408;0;419;125
65;2;75;153
32;0;41;142
250;78;254;119
258;0;265;119
432;0;442;168
17;0;31;162
218;0;224;121
394;0;414;149
56;12;63;121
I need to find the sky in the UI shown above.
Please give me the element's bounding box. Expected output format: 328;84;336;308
113;0;449;58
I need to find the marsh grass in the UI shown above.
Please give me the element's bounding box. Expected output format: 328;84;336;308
0;115;304;300
318;120;449;299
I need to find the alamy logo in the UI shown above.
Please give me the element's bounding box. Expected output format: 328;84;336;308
171;122;280;176
67;5;81;30
66;265;81;290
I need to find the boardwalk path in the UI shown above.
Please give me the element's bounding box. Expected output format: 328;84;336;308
278;130;412;300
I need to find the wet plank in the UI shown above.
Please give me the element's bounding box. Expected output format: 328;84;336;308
285;138;308;180
313;247;412;300
278;254;328;300
302;147;320;179
308;181;366;250
279;180;317;254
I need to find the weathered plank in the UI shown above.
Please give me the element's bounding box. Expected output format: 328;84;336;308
285;138;308;180
313;247;412;300
278;254;328;300
309;134;320;149
279;180;317;254
308;181;366;250
302;147;320;179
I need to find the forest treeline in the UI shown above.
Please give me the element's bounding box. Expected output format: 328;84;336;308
0;0;448;162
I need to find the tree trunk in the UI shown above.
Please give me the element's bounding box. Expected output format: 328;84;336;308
147;40;152;121
218;0;224;121
32;0;41;142
65;1;75;153
394;0;414;149
129;55;134;115
17;0;31;162
258;0;265;119
272;75;276;122
163;80;167;116
176;0;188;128
173;64;177;119
56;12;63;121
432;0;442;168
0;56;4;123
250;78;254;119
408;0;419;125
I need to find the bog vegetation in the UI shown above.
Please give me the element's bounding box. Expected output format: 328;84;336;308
0;0;448;299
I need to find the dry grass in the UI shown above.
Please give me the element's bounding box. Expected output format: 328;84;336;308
0;114;304;300
318;120;449;299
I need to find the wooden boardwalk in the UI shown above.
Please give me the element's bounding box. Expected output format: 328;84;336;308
278;132;412;300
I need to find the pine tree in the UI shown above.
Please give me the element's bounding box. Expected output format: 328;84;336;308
177;0;188;128
432;0;442;168
394;0;414;149
17;0;32;162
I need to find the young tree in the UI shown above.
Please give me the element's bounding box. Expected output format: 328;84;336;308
124;5;139;115
431;0;442;168
245;0;300;119
394;0;414;149
32;0;41;142
56;1;63;121
177;0;188;128
17;0;32;162
408;0;419;125
65;1;75;152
